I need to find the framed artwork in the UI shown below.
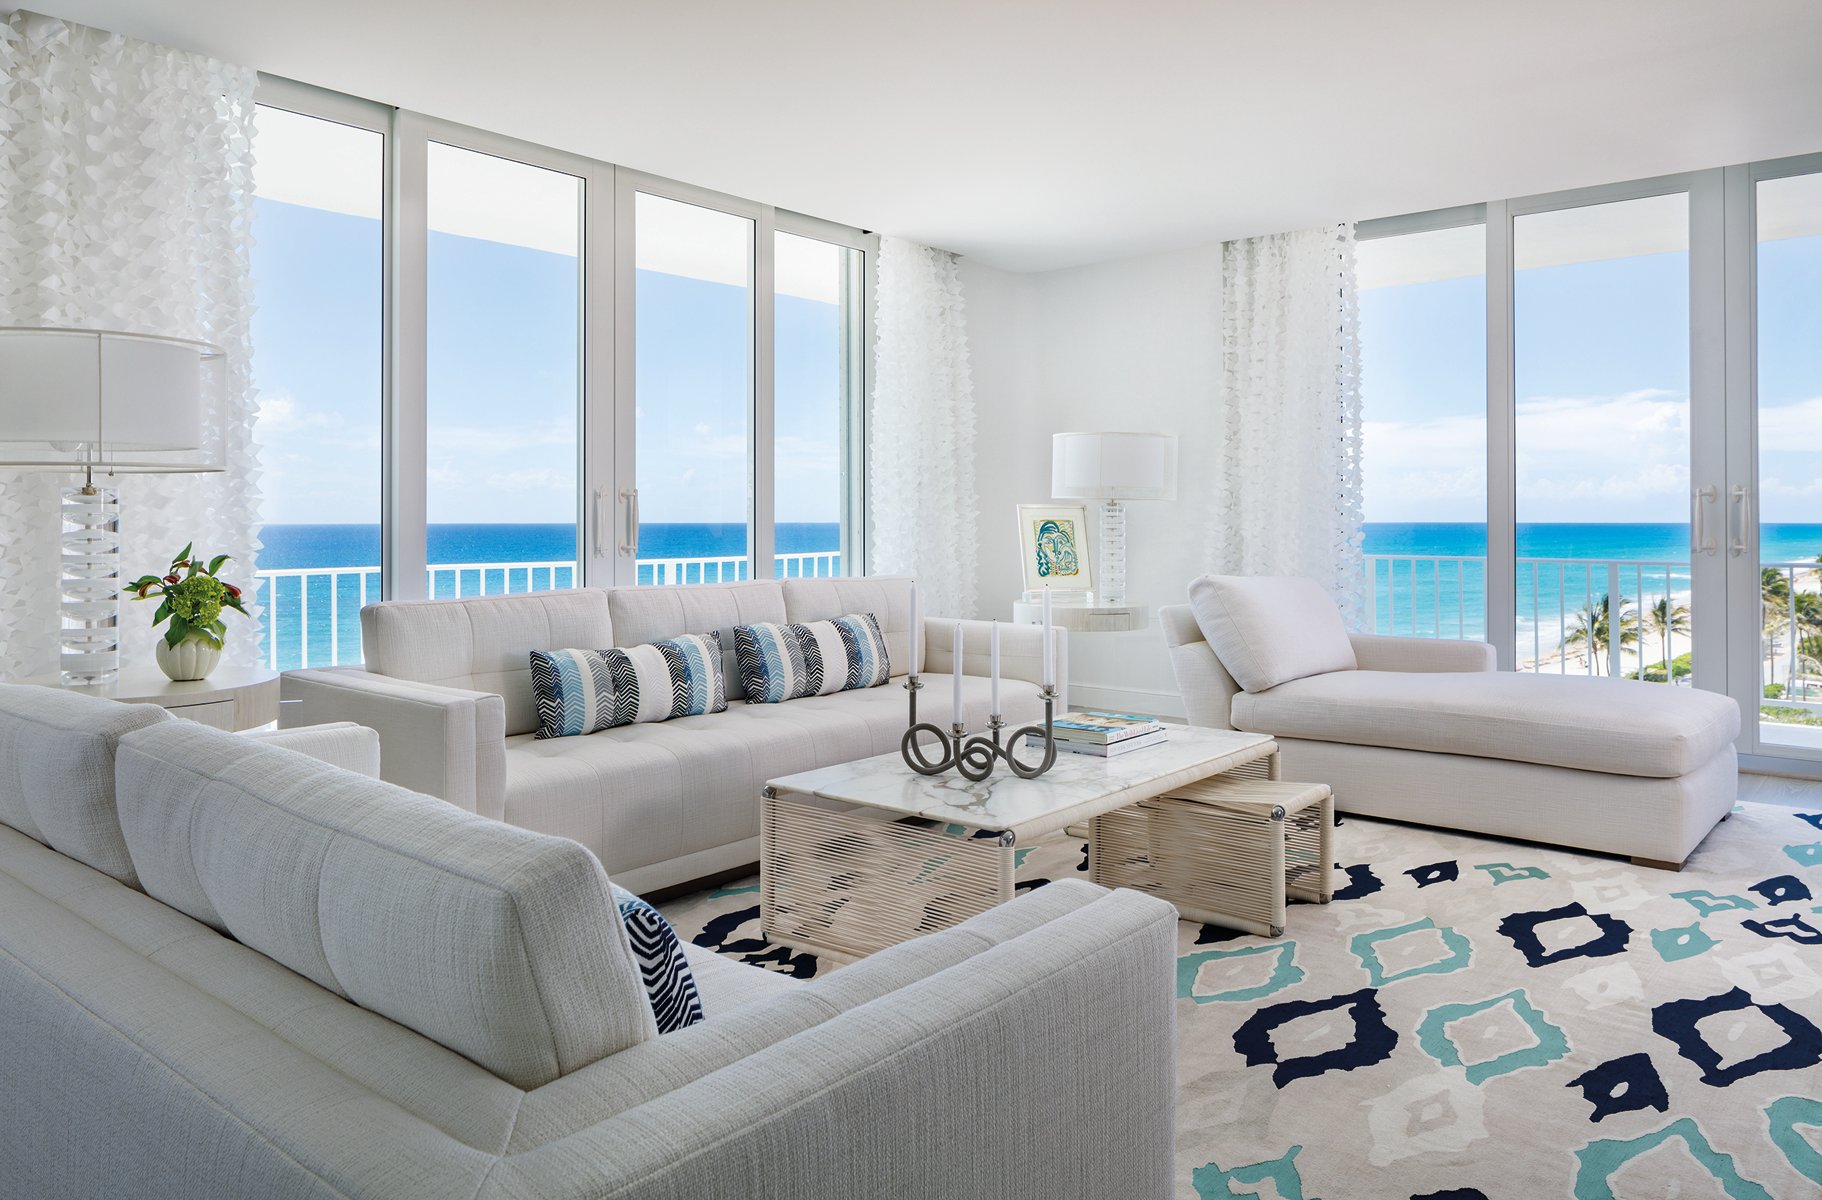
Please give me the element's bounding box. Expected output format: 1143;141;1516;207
1016;504;1094;593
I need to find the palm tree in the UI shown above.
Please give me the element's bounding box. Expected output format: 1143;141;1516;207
1764;568;1792;686
1643;596;1690;682
1561;593;1636;674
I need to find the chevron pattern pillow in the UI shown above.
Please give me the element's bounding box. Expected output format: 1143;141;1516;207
610;883;704;1034
733;613;891;704
529;632;727;739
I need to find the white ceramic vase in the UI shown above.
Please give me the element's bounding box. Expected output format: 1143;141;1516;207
155;637;222;682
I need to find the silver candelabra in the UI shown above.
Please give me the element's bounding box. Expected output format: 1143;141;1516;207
899;676;1058;781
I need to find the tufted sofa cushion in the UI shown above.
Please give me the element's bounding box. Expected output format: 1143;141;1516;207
0;682;171;887
360;588;615;736
114;720;655;1088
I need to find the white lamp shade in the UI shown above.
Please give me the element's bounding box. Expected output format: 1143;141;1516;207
1051;431;1178;501
0;327;220;471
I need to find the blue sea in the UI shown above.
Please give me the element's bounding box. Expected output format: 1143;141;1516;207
250;521;1822;669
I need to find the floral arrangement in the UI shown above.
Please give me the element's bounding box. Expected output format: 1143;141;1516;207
125;544;249;649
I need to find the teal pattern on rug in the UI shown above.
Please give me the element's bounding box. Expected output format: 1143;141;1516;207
661;802;1822;1197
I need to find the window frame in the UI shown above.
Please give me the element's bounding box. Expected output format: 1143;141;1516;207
252;73;875;606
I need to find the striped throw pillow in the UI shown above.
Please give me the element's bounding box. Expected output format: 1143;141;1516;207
733;613;891;704
610;883;705;1033
530;632;727;739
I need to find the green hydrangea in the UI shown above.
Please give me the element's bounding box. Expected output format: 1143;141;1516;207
168;574;226;626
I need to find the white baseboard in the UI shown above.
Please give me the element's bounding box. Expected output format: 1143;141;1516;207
1066;682;1184;721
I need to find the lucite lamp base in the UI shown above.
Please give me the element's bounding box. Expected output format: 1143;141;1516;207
60;483;121;686
1097;498;1127;607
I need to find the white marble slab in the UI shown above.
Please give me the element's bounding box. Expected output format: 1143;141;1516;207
766;725;1276;843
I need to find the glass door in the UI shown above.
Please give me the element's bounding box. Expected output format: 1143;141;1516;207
626;190;756;585
1736;165;1822;760
1510;191;1701;684
425;142;584;600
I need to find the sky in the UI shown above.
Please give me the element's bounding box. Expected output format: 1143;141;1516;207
250;198;848;530
1360;225;1822;527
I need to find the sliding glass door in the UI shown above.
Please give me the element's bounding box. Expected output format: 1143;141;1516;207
1738;164;1822;758
1511;191;1694;680
425;142;584;599
1359;158;1822;771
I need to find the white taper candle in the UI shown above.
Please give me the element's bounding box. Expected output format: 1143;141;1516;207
908;582;921;677
952;622;965;726
1042;589;1054;689
990;620;1001;717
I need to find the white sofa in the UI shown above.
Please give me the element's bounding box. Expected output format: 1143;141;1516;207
0;682;1175;1199
1162;575;1742;869
281;576;1065;893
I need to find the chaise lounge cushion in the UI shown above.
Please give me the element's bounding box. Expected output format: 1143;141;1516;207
115;720;656;1089
1189;574;1358;693
1232;670;1741;779
0;683;170;887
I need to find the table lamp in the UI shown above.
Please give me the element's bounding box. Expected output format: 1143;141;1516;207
0;327;224;685
1051;431;1178;607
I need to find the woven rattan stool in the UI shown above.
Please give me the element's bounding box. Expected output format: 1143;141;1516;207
1088;776;1333;937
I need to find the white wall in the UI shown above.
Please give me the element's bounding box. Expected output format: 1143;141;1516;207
962;245;1223;717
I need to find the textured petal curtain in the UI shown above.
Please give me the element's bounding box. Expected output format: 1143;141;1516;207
1209;224;1365;624
0;12;261;678
869;237;980;620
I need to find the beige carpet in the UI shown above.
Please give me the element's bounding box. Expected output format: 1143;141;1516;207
663;802;1822;1198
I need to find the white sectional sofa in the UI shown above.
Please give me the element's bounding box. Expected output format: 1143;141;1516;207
1162;575;1742;869
0;682;1175;1200
281;576;1065;893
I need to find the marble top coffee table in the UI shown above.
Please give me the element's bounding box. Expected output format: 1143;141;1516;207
759;726;1277;958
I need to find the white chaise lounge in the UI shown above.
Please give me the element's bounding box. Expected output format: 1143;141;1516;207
1162;575;1742;870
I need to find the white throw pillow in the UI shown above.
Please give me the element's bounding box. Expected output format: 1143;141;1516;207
1188;575;1357;693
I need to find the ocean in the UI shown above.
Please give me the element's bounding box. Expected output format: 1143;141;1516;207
249;521;1822;669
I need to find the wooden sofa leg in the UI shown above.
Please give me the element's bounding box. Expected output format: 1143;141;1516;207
1632;856;1684;872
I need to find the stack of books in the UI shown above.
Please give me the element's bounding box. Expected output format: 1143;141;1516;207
1027;711;1168;758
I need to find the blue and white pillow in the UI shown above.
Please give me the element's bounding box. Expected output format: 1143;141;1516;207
610;883;705;1034
530;632;726;739
733;613;891;704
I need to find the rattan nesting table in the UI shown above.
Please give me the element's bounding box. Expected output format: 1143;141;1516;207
759;726;1279;958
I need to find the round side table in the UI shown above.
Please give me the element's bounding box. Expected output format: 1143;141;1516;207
22;664;280;731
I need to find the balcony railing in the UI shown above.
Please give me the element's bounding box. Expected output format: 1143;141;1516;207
256;551;842;670
1365;555;1821;687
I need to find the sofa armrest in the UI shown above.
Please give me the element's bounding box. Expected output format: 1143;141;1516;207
922;616;1069;713
1348;633;1497;674
1160;603;1238;728
243;722;381;777
279;668;506;820
495;880;1178;1199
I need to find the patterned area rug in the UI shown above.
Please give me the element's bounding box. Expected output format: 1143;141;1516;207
661;802;1822;1198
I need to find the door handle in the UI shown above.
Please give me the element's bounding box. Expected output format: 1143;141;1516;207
619;487;639;557
592;488;608;559
1728;483;1749;558
1692;485;1718;556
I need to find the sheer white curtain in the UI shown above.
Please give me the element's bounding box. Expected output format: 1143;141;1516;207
869;237;980;620
0;12;261;677
1208;224;1365;624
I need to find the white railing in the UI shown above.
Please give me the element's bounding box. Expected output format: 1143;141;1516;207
1364;554;1697;678
257;551;844;670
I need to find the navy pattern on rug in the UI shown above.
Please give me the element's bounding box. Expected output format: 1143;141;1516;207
661;802;1822;1197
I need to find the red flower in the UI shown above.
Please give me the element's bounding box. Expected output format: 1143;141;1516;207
225;584;241;597
164;574;180;584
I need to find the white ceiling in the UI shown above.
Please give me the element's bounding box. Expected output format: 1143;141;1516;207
21;0;1822;272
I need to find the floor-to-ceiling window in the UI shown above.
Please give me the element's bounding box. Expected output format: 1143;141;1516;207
632;192;754;584
773;230;865;578
1753;169;1822;751
249;101;385;670
1358;154;1822;772
1356;220;1488;638
248;78;875;659
425;142;583;597
1513;192;1691;680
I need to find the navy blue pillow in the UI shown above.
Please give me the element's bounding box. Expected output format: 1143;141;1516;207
611;883;705;1033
